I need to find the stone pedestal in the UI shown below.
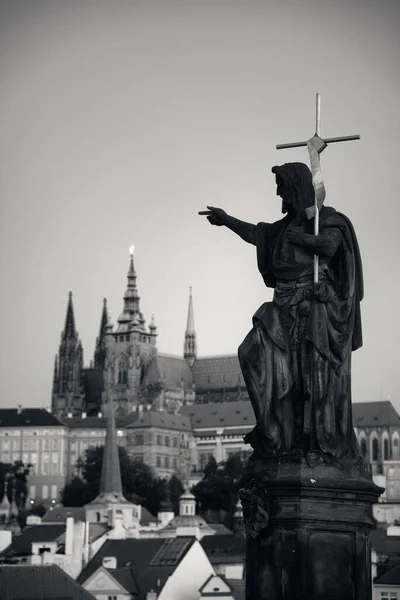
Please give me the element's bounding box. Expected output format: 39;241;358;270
240;457;384;600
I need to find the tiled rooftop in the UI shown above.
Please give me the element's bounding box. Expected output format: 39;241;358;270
180;401;255;430
124;410;192;431
78;537;195;600
0;408;65;428
0;564;95;599
352;401;400;428
144;354;193;389
192;356;245;391
1;524;66;556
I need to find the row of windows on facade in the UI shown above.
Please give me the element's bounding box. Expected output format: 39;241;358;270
198;449;252;469
115;333;152;343
360;436;399;462
0;452;61;476
29;484;58;501
131;434;187;447
0;439;61;451
155;456;179;469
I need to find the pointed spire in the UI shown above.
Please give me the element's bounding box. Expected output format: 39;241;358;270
63;291;76;339
91;399;126;503
149;312;157;335
52;292;85;416
184;287;197;366
186;287;195;333
117;247;145;333
94;298;109;369
52;355;59;392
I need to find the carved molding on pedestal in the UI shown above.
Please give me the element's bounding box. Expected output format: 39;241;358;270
239;479;270;539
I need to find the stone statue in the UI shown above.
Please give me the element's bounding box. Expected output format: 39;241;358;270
200;162;363;464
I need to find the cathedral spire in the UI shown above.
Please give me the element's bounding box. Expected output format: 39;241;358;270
52;355;59;393
63;291;76;340
117;247;146;333
52;292;85;417
94;298;108;369
184;287;197;366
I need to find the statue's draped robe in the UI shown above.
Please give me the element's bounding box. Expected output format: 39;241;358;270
238;206;363;459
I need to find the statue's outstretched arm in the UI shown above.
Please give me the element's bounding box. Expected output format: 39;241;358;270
199;206;256;245
224;215;256;245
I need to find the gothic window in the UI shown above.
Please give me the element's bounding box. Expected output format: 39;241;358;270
393;435;400;460
360;438;367;458
384;438;390;461
118;357;128;385
372;438;379;462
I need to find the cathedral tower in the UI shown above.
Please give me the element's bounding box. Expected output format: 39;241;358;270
52;292;85;418
184;287;197;366
94;297;108;370
102;247;158;416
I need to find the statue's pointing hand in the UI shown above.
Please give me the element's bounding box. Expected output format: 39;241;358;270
198;206;227;226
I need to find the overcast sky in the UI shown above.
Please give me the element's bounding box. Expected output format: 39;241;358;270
0;0;399;411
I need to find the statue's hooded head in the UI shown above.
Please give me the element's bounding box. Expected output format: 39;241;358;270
272;162;315;217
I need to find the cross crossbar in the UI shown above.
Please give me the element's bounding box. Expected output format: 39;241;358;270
276;134;360;150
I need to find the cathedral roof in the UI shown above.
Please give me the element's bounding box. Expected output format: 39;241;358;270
192;355;245;391
352;401;400;428
143;353;193;389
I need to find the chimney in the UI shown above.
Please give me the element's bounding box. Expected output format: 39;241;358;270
83;520;89;566
82;412;87;419
65;517;74;556
102;556;117;569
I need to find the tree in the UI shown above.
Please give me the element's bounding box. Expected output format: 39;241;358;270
0;461;31;508
169;474;185;515
192;452;244;524
60;445;175;516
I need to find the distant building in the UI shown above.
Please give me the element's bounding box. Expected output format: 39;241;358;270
353;400;400;474
123;410;193;479
61;413;126;479
77;537;220;600
51;249;248;419
0;408;68;505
